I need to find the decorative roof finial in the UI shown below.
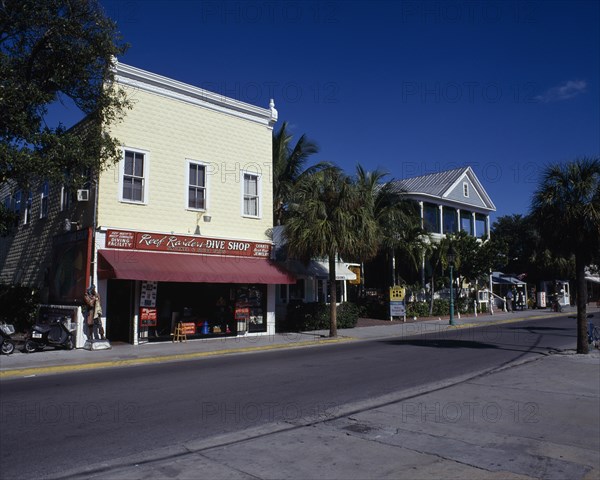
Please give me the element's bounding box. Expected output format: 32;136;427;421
269;98;278;123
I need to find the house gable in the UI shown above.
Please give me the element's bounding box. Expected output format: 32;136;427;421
442;167;496;211
444;171;487;208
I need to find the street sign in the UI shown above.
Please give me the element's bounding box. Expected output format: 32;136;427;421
389;285;406;301
390;301;405;316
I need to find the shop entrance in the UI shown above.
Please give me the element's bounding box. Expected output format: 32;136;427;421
149;282;267;341
106;279;134;343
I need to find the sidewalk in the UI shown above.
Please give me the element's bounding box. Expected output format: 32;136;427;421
1;305;598;379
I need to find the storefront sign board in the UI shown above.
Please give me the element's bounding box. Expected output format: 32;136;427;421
106;229;271;258
140;307;157;327
140;281;157;307
181;322;196;335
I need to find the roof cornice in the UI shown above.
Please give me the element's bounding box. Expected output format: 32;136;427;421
114;61;278;128
404;192;495;213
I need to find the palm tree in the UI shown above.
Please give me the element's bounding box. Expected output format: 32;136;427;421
530;157;600;354
272;121;329;226
285;166;380;337
355;166;425;286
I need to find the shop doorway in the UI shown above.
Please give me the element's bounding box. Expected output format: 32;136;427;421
106;279;134;343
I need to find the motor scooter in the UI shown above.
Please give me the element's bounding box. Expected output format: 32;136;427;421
0;322;16;355
24;316;74;353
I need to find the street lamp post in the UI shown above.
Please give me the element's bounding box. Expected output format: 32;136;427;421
448;244;456;326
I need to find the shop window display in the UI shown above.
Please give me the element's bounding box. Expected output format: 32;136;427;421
147;282;266;341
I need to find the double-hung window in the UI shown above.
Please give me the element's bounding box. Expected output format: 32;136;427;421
243;172;260;217
122;149;147;203
187;161;206;210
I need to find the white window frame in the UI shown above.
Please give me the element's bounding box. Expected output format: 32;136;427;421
463;182;469;197
185;159;209;212
60;185;70;212
241;170;261;218
39;181;49;219
23;191;32;225
119;147;150;204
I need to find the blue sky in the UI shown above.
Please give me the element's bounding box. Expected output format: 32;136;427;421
58;1;600;223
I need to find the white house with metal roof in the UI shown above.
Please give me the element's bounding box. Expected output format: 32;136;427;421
388;166;496;239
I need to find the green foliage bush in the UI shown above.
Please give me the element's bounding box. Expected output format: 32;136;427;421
406;301;429;318
405;298;475;318
281;301;360;331
356;297;388;320
0;284;40;332
336;302;361;328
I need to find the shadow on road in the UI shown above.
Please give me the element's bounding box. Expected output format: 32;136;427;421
378;338;557;357
505;326;571;331
380;339;499;349
504;325;576;340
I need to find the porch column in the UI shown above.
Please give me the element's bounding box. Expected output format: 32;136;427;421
419;201;424;229
439;205;443;234
472;212;477;237
456;208;461;231
133;280;140;346
487;215;491;238
267;284;276;335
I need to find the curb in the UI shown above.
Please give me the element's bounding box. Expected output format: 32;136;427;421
0;336;354;379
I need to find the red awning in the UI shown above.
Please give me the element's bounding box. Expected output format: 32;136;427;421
98;250;295;284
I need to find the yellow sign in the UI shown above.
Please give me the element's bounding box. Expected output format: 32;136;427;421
348;265;361;285
390;285;405;301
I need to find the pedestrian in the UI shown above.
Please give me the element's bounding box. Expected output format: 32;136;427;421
84;285;105;340
506;289;513;312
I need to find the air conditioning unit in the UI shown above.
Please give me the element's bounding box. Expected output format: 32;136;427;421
77;189;89;201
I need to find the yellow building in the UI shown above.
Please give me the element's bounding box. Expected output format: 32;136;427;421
0;62;294;345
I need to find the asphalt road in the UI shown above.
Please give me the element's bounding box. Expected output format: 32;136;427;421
0;314;580;479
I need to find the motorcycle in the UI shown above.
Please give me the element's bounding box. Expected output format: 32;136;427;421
24;316;75;353
0;322;16;355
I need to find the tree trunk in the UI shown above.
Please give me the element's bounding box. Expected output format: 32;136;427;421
389;248;395;286
429;273;435;316
329;254;338;338
575;254;588;354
